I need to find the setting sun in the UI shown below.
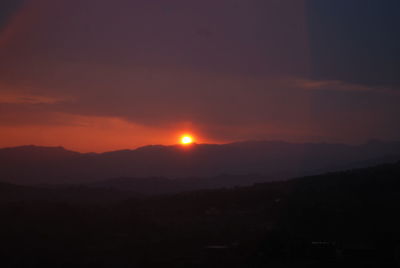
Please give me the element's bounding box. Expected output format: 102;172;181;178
180;135;194;145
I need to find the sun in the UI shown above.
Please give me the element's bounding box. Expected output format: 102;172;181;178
180;135;194;145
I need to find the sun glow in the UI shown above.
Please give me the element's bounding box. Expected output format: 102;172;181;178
180;135;194;145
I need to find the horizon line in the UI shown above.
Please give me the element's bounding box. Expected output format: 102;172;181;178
0;138;394;154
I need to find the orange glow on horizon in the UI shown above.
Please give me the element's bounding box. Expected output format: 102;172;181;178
180;135;194;145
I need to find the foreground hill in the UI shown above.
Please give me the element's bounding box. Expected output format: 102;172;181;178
0;161;399;267
1;140;400;185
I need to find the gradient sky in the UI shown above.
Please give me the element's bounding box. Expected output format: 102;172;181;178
0;0;399;152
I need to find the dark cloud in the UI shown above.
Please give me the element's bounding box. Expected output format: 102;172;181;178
0;0;25;29
307;0;400;86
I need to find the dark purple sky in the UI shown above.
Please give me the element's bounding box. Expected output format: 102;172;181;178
0;0;399;152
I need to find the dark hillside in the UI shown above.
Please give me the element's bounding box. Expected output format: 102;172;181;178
0;162;400;267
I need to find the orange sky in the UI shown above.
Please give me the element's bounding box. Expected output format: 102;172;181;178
0;0;399;152
0;113;215;152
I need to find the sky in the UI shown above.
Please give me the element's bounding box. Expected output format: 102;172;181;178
0;0;399;152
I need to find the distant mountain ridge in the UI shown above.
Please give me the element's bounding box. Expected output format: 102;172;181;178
1;140;400;185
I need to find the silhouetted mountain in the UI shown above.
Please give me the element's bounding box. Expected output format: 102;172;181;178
1;141;400;185
1;160;400;267
0;180;129;203
89;174;270;195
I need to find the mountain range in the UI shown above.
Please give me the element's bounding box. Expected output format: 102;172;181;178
1;140;400;186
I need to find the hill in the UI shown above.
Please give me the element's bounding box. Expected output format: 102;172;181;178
1;161;400;267
1;140;399;185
